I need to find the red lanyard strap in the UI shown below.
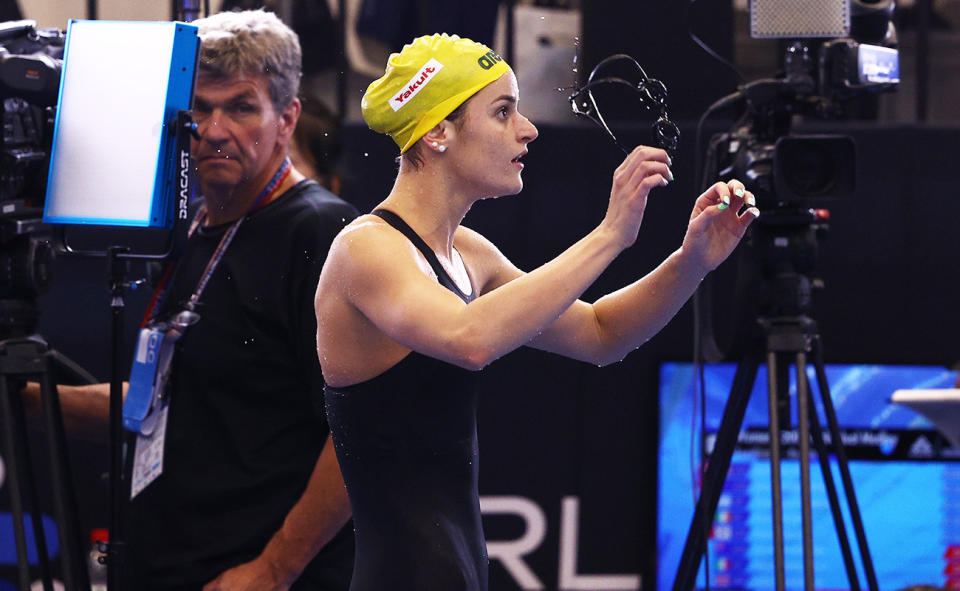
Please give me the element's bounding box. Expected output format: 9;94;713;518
143;158;291;324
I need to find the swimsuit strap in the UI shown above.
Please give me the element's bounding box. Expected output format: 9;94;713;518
371;208;474;303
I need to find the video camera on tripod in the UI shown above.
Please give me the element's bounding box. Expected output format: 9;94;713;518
0;20;64;339
675;4;903;591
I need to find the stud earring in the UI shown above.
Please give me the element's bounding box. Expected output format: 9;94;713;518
438;145;447;153
432;141;446;153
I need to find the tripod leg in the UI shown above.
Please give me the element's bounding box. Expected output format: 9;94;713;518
765;353;786;591
795;353;815;591
812;343;879;591
0;378;34;590
807;384;861;591
671;352;761;591
39;362;90;591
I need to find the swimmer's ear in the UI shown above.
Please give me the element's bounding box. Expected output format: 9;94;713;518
421;119;455;151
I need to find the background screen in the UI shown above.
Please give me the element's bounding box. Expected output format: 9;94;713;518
657;362;960;591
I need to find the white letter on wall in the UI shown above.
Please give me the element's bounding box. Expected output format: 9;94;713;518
559;496;641;590
480;495;547;590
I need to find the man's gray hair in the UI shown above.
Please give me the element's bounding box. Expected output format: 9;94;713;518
194;9;302;113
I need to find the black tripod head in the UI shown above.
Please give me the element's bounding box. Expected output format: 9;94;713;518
748;207;829;320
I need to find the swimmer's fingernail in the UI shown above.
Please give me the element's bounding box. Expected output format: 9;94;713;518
734;188;745;198
718;202;729;210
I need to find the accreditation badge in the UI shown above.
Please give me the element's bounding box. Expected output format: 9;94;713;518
130;401;169;499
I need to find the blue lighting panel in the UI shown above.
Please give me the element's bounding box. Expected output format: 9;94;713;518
43;20;198;228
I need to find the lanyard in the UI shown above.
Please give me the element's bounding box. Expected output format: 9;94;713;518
143;158;292;325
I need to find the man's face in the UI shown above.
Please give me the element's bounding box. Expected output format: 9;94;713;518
191;74;293;197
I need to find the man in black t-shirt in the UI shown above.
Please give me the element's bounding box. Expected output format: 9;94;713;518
28;9;357;590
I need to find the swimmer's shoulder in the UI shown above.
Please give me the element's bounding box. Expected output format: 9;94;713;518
454;224;499;257
454;224;513;265
333;213;407;251
327;213;432;279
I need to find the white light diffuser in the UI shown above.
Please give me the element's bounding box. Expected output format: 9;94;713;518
750;0;850;39
43;20;198;227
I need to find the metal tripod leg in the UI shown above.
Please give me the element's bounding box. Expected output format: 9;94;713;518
811;339;879;591
765;352;785;591
0;373;57;591
671;349;761;591
806;371;861;591
795;351;814;591
672;316;879;591
39;357;88;591
0;337;92;591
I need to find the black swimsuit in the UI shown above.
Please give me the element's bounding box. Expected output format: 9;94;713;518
325;210;487;590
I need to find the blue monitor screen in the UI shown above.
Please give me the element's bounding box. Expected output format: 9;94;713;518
657;363;960;591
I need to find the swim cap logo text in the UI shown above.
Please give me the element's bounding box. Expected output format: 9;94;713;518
390;58;444;112
477;50;503;70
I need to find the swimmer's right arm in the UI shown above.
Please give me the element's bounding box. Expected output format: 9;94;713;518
324;146;670;370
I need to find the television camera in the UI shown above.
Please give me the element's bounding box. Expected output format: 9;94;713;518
673;5;903;591
704;0;900;321
0;19;64;337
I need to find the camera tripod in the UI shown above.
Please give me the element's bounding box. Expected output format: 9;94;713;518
671;311;879;591
0;332;95;591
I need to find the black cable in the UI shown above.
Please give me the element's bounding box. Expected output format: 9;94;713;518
693;91;743;196
685;0;746;85
689;89;744;591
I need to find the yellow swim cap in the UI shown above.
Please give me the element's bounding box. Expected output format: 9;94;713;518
361;33;512;153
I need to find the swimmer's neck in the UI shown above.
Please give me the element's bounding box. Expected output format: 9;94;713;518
380;164;480;257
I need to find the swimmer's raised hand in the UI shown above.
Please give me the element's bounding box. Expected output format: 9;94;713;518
680;179;760;274
601;145;673;250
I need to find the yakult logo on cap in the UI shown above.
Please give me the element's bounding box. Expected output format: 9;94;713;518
391;58;444;112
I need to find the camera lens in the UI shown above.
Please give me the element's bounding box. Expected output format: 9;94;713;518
774;135;855;202
780;142;838;196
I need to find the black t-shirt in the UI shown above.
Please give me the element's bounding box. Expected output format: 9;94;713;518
124;180;357;590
